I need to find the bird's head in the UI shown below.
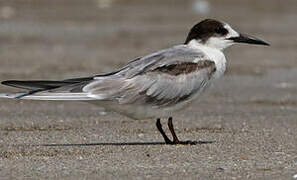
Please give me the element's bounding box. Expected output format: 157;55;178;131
185;19;269;50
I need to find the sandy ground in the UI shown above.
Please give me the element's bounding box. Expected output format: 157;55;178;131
0;0;297;179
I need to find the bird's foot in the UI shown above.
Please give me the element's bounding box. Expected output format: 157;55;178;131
166;140;198;145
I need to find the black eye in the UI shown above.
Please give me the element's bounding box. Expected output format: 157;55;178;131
215;27;227;35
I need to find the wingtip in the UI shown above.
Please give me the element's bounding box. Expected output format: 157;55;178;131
1;80;15;86
1;80;8;85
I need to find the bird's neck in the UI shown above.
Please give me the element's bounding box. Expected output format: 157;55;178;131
187;39;226;79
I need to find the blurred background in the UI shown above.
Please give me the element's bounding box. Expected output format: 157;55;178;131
0;0;297;179
1;0;297;150
0;0;296;80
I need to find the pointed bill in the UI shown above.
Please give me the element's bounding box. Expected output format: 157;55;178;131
228;33;269;46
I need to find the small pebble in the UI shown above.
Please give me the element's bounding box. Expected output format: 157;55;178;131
216;167;224;172
99;111;107;116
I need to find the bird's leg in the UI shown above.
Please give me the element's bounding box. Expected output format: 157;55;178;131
167;117;180;143
167;117;197;145
156;117;197;145
156;118;172;144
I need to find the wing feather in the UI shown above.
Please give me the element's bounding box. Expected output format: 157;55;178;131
84;45;216;107
9;45;215;104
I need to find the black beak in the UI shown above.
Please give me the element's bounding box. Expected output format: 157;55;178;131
228;33;270;46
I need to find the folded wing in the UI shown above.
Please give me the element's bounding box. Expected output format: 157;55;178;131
1;45;215;104
84;46;216;107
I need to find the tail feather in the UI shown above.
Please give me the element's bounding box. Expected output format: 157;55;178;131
0;92;94;100
1;78;96;100
21;92;94;100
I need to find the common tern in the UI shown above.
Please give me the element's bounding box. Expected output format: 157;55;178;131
0;19;269;145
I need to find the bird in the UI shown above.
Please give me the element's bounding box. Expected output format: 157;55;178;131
0;19;269;145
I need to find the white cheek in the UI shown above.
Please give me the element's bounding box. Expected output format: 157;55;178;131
206;37;230;50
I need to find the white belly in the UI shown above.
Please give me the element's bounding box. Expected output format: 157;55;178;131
87;81;211;120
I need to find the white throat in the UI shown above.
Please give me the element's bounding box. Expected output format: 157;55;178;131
188;39;227;79
204;37;232;50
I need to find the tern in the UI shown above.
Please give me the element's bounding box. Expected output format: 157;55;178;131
0;19;269;145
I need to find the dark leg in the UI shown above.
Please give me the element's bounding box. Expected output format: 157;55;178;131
167;117;197;145
156;118;172;144
156;117;198;145
167;117;180;143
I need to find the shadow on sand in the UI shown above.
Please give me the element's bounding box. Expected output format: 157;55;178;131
39;140;215;147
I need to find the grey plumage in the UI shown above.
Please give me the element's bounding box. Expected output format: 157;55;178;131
0;19;270;144
83;45;215;106
1;45;216;118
